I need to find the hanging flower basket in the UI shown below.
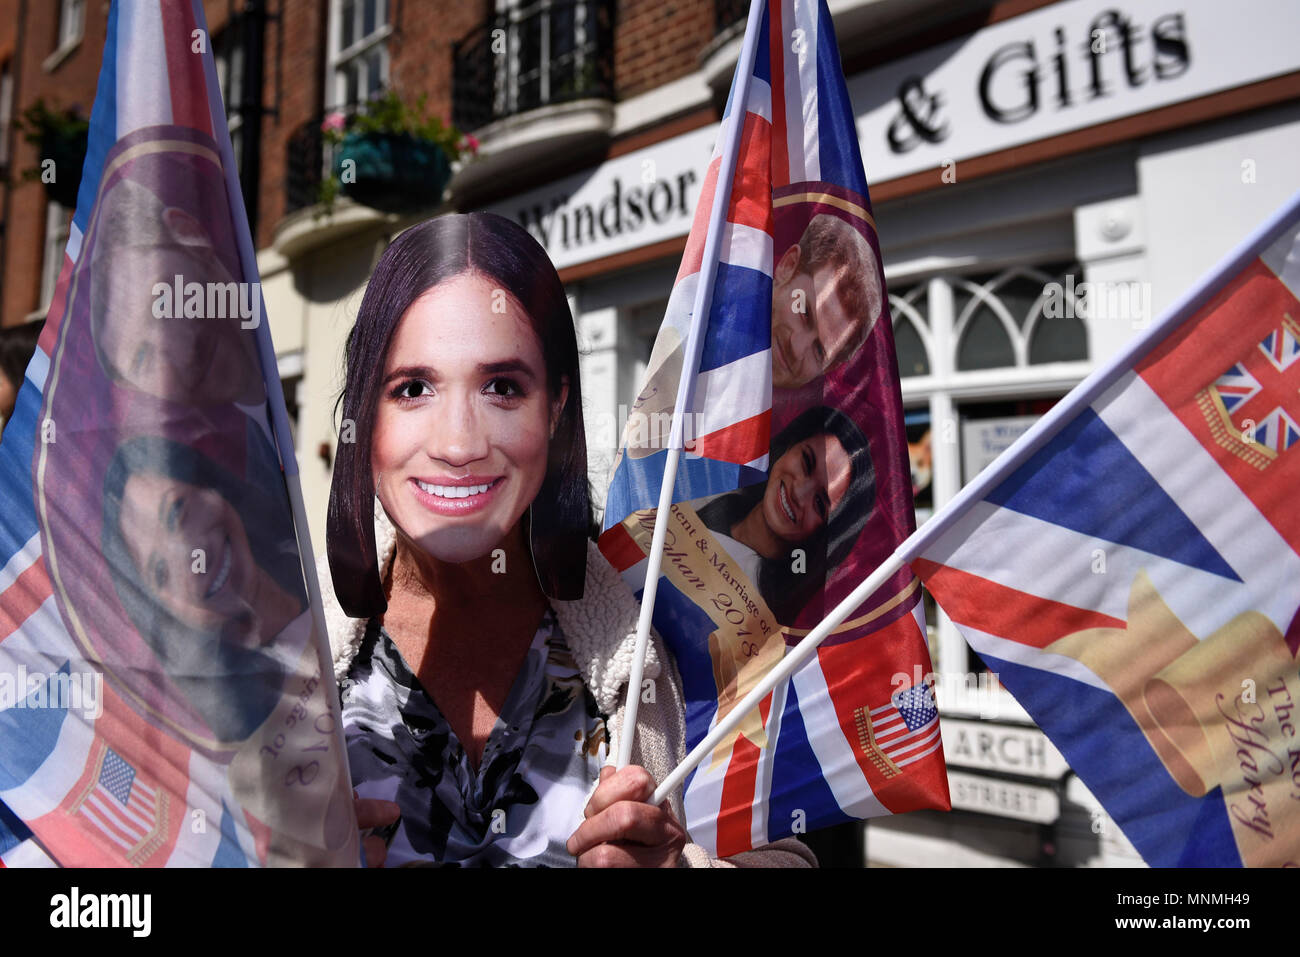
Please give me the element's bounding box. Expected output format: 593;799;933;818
334;131;451;213
317;90;477;216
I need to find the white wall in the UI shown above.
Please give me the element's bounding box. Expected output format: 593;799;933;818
1139;102;1300;316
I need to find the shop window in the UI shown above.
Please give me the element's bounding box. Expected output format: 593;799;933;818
890;284;931;378
904;407;933;515
1029;313;1087;363
953;264;1086;371
956;306;1016;370
886;261;1087;720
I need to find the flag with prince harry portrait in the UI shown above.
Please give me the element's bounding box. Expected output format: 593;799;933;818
598;0;949;857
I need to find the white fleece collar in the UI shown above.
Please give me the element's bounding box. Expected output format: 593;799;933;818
319;503;660;715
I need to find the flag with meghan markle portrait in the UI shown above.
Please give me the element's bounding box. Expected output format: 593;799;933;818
598;0;948;857
0;0;357;867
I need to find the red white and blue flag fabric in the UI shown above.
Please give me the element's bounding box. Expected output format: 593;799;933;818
0;0;356;867
599;0;947;857
910;193;1300;867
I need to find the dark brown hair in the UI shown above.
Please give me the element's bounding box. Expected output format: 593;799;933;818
326;212;588;617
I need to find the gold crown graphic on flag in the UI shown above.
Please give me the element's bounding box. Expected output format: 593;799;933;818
1048;571;1299;866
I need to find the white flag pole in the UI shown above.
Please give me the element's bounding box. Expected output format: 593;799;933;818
616;0;768;768
651;539;913;804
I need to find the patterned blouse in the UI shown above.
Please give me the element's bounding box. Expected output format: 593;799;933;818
339;607;609;867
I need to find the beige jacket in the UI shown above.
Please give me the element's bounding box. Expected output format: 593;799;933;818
320;508;816;868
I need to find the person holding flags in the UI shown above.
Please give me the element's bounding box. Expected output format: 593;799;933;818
322;211;814;867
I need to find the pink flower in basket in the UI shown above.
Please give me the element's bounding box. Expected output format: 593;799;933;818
320;112;346;134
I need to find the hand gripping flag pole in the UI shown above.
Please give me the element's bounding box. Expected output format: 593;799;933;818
616;0;768;769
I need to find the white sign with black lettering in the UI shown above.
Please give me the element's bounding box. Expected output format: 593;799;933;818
487;124;715;271
849;0;1300;182
942;718;1069;778
948;771;1061;823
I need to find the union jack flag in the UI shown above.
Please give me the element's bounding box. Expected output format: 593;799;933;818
1205;315;1300;455
909;193;1300;867
599;0;947;858
0;0;355;867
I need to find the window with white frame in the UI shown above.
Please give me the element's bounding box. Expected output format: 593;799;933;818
0;61;13;173
213;24;246;175
328;0;391;109
56;0;86;53
891;262;1090;719
39;202;72;314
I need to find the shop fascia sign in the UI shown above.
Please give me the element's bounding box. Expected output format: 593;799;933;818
494;0;1300;270
850;0;1300;183
487;124;715;272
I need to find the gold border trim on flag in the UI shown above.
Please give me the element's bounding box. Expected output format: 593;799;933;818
773;191;876;231
780;576;919;639
67;740;170;866
1195;387;1275;471
853;706;902;779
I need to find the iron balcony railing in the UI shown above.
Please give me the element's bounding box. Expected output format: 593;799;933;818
285;113;326;215
453;0;615;134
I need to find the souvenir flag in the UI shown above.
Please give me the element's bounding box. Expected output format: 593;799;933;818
0;0;357;866
0;798;55;867
598;0;947;857
909;192;1300;866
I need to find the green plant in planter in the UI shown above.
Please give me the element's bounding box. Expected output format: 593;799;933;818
13;100;90;209
317;90;478;216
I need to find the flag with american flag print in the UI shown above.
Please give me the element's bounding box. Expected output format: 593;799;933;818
0;0;356;867
598;0;948;857
860;681;940;771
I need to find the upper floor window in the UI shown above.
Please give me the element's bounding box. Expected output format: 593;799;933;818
57;0;85;53
213;24;246;175
39;202;72;315
0;61;13;175
453;0;615;133
329;0;391;109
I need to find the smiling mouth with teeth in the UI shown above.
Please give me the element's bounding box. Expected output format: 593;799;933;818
415;479;497;498
205;536;232;598
778;481;796;524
